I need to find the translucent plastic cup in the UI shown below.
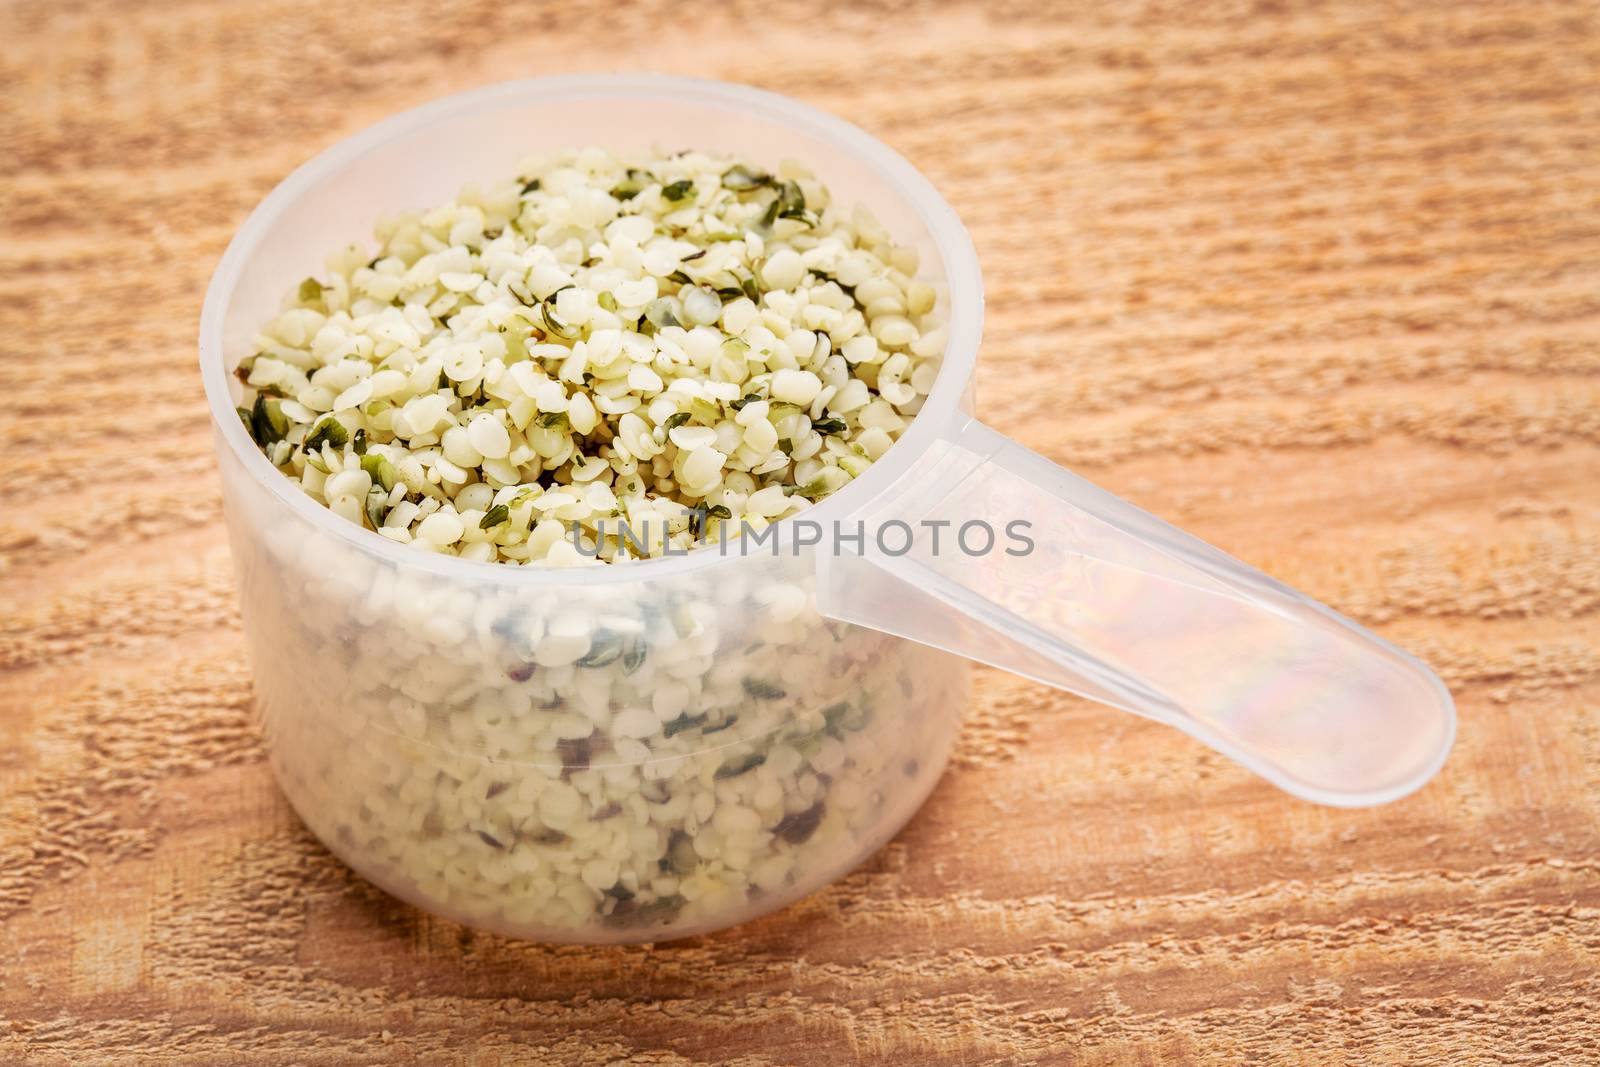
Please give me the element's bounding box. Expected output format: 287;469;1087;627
200;76;1456;943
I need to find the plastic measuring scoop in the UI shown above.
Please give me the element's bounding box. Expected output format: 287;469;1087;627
202;75;1456;818
200;75;1459;943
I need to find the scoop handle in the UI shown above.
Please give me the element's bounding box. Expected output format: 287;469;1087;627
816;415;1455;806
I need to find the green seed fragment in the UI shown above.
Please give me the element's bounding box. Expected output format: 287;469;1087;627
363;488;388;530
759;180;806;230
249;393;289;446
822;700;871;736
539;293;579;339
774;801;825;844
714;752;766;779
644;298;682;331
360;452;399;492
791;476;831;500
662;712;707;738
304;416;348;452
609;169;649;200
821;701;851;735
575;631;624;669
721;165;772;191
666;830;698;874
742;678;786;701
689;398;722;425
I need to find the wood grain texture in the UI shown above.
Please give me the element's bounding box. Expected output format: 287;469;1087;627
2;0;1597;1063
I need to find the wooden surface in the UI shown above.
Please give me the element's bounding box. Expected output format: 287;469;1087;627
3;1;1598;1063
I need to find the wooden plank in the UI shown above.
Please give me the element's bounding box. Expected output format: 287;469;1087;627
2;0;1596;1063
